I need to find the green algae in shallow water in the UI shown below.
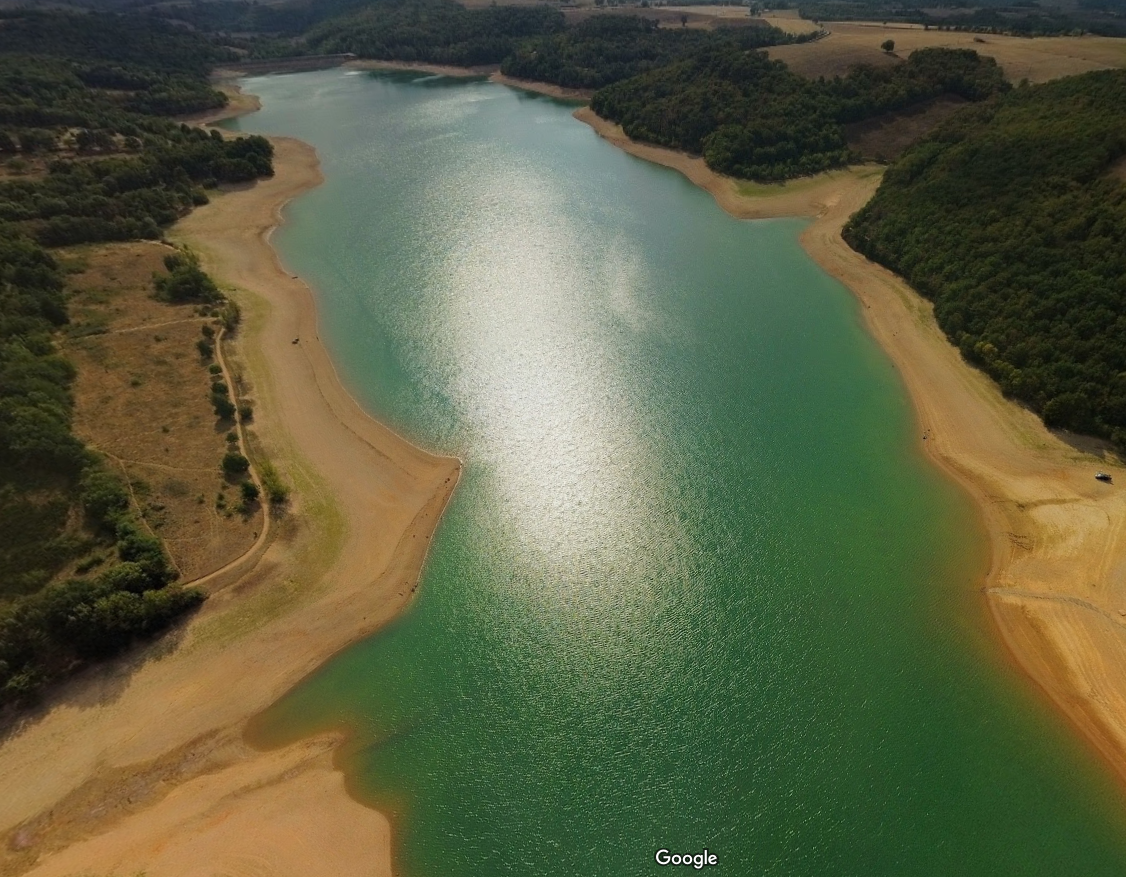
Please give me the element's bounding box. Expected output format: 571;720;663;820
229;70;1126;876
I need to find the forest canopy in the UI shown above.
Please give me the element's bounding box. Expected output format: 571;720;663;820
501;14;806;90
844;69;1126;448
265;0;800;83
304;0;566;66
592;47;1008;181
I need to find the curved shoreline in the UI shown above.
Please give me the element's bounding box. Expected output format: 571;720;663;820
3;72;1126;877
0;90;459;876
574;107;1126;790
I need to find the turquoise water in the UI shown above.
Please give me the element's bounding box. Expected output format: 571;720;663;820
229;70;1126;875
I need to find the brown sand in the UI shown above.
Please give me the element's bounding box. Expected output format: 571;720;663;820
346;58;499;77
577;105;1126;788
343;59;595;99
0;96;458;875
489;73;594;101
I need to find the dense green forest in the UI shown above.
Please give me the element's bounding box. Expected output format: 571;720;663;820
151;0;363;38
0;16;274;243
294;0;803;82
304;0;565;66
501;14;806;91
845;69;1126;447
592;47;1007;180
0;11;273;707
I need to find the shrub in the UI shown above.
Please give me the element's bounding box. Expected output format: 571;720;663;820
154;251;222;304
240;480;260;503
221;451;250;476
212;395;236;420
258;460;289;504
79;466;129;529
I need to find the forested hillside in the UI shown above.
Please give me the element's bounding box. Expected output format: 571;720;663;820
0;234;206;706
592;47;1008;180
845;69;1126;448
277;0;800;83
0;11;273;707
501;14;806;90
304;0;565;66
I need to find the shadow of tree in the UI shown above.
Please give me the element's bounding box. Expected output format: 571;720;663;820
0;612;196;747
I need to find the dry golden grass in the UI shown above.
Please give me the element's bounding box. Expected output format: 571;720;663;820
61;241;263;582
768;21;1126;82
759;9;826;35
561;7;693;28
458;0;549;7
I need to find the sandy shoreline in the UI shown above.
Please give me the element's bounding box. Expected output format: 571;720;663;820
3;71;1126;877
574;107;1126;788
347;58;596;100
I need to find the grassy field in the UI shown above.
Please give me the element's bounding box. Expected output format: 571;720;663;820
734;164;881;197
767;20;1126;82
61;242;263;582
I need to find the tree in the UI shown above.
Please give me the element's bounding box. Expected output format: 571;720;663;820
155;252;221;304
240;480;260;503
221;451;250;476
211;393;236;420
881;39;895;53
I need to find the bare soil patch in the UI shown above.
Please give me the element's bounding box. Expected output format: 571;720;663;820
844;94;967;161
60;241;262;582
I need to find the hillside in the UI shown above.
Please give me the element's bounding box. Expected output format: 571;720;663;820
591;46;1008;180
845;68;1126;449
0;11;275;707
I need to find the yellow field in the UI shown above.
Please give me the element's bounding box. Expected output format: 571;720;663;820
768;21;1126;82
62;242;263;582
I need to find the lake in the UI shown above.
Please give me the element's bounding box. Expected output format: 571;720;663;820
227;69;1126;876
